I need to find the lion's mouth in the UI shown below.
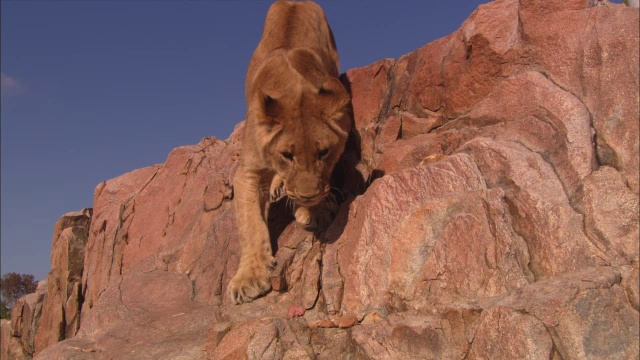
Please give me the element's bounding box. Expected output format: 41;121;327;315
291;196;324;207
287;190;330;207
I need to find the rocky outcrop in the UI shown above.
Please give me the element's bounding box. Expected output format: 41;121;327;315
1;210;92;359
7;280;48;358
2;319;28;360
3;0;638;358
34;209;92;353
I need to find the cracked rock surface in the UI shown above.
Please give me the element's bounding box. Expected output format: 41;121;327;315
2;0;638;359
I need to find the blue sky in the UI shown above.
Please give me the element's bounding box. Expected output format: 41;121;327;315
1;0;487;281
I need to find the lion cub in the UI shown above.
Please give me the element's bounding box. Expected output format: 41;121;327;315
228;0;351;304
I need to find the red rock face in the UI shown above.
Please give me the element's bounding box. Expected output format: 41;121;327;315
1;210;91;359
3;0;637;359
34;209;92;353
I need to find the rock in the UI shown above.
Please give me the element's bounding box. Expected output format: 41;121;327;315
1;234;83;358
69;270;213;360
322;153;537;318
34;209;92;354
621;260;639;310
206;322;230;348
313;320;336;329
2;319;29;360
467;306;554;359
350;267;639;360
34;337;98;360
1;320;10;358
481;267;639;360
10;297;25;337
19;0;639;358
352;312;464;359
8;282;45;356
579;166;639;261
310;327;355;359
336;314;358;329
211;318;314;360
288;305;306;318
460;138;607;278
361;311;383;325
520;0;640;193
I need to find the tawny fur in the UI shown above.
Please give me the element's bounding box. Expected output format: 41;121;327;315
228;0;351;304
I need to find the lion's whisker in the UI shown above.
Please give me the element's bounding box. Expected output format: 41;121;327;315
331;187;344;200
326;192;337;207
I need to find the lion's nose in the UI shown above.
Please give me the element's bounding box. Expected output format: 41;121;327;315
295;173;323;201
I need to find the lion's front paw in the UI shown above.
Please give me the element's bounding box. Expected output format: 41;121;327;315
295;203;337;231
270;175;286;203
228;256;275;304
295;206;314;227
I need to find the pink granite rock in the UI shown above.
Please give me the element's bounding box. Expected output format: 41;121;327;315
34;209;92;354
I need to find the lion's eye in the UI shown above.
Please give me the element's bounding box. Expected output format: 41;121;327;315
318;148;329;160
282;151;294;161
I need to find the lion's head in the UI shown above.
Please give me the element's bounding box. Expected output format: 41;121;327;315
248;48;351;207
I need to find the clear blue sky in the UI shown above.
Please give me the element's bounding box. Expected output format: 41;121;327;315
2;0;487;281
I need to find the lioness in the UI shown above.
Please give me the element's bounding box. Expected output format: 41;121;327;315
228;0;351;304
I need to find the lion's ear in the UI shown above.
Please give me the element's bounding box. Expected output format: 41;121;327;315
319;77;351;137
318;77;350;110
261;92;279;117
256;90;283;126
318;77;350;121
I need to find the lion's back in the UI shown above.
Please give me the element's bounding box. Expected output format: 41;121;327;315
246;0;339;96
